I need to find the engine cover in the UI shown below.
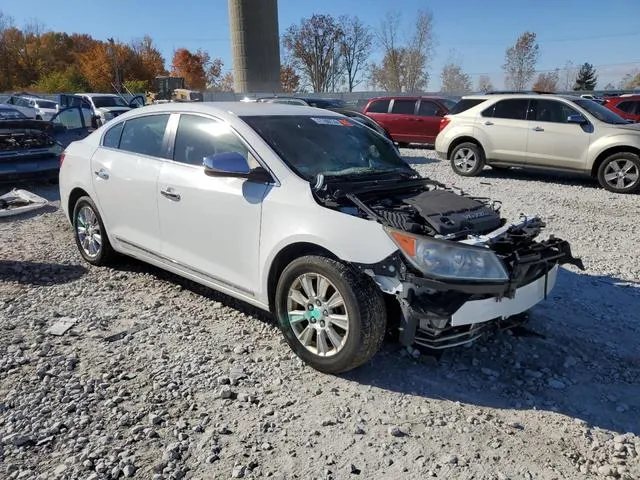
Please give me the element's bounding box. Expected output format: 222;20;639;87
400;190;501;235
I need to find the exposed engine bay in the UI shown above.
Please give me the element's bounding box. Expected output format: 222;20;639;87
0;120;57;154
312;173;584;350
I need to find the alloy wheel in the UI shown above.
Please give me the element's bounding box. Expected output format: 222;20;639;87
603;159;639;190
286;273;349;357
76;205;102;258
453;148;477;173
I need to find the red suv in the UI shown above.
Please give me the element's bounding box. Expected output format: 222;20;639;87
602;95;640;123
362;96;457;146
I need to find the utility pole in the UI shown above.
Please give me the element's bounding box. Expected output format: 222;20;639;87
107;37;121;93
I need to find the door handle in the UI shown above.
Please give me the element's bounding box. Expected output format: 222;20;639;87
533;126;544;132
160;187;181;201
94;169;109;180
484;121;494;126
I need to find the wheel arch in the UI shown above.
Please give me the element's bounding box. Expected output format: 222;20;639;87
590;145;640;177
447;136;486;160
67;187;91;222
266;242;339;312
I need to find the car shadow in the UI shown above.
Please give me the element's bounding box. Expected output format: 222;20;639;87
480;167;603;190
0;260;87;285
401;155;439;166
345;267;640;435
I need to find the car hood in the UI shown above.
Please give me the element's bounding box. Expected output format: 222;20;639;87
0;118;52;131
97;106;131;113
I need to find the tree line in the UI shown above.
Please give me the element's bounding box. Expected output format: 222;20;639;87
1;9;639;94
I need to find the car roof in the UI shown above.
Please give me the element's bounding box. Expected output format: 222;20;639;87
77;93;121;97
366;96;450;101
115;101;343;119
608;95;640;101
461;93;583;101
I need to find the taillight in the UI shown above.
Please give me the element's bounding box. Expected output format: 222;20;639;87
59;151;66;168
438;117;451;133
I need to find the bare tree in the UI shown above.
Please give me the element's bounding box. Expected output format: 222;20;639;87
503;31;539;91
532;69;560;92
282;14;343;92
440;63;471;93
561;60;577;91
477;75;494;92
369;10;435;92
338;15;372;92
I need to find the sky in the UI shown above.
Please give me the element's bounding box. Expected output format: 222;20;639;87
2;0;640;91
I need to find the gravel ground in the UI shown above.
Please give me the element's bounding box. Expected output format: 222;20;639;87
1;150;639;480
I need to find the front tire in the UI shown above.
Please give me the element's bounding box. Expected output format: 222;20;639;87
597;152;640;194
72;196;115;265
450;142;485;176
274;256;386;374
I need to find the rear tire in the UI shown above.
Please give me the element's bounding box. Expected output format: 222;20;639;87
274;255;386;374
597;152;640;194
450;142;485;176
72;196;116;266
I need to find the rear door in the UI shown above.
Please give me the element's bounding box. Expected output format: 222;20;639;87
525;99;591;170
90;113;170;255
416;99;445;143
362;99;391;135
478;99;530;164
386;99;419;143
615;100;640;122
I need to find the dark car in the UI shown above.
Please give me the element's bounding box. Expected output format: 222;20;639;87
0;105;93;182
362;96;458;146
326;107;393;142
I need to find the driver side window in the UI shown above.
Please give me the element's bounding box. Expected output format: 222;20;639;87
172;114;251;167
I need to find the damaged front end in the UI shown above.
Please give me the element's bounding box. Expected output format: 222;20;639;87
313;173;584;350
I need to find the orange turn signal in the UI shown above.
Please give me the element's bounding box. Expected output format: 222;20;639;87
389;230;416;257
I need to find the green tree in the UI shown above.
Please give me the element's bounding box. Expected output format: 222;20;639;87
573;63;597;91
503;31;539;90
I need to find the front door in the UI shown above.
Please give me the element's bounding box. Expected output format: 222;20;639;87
478;99;531;164
50;107;93;147
157;113;269;298
90;113;170;255
525;99;591;170
387;99;419;143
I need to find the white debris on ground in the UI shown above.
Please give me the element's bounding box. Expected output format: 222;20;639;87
0;149;639;480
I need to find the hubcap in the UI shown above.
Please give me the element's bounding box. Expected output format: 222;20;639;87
603;159;639;190
76;206;102;258
286;273;349;357
453;148;476;172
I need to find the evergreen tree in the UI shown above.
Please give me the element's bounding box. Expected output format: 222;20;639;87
573;63;597;91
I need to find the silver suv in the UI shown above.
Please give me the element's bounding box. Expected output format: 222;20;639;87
435;93;640;194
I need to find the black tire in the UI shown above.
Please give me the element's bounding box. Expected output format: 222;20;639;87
72;196;115;266
274;255;386;374
450;142;485;177
597;152;640;194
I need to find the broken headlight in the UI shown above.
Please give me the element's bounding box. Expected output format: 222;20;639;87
385;228;509;282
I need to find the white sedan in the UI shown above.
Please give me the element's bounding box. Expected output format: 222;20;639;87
59;102;582;373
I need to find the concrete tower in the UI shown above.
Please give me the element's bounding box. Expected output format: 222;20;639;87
228;0;281;93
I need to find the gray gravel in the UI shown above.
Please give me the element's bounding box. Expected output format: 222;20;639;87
0;150;639;480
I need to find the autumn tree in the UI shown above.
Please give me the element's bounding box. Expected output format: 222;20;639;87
440;63;471;93
171;48;207;89
573;63;597;91
620;71;640;89
282;14;343;92
280;64;300;92
477;75;494;93
77;43;114;91
503;31;539;91
532;69;560;92
338;15;372;92
369;11;435;92
132;35;167;85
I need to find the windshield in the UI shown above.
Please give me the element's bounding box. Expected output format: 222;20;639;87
0;107;27;120
91;96;129;108
242;115;415;180
572;99;628;124
36;100;57;109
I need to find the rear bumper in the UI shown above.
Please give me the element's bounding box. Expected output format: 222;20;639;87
0;158;59;181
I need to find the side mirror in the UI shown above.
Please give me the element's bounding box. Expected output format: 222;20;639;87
203;152;251;177
567;114;587;125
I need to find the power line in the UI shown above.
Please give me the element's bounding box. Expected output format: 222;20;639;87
441;30;640;48
465;61;640;77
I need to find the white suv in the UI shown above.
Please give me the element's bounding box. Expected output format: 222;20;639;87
435;94;640;194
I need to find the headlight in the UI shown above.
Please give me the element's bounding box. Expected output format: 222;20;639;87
385;228;509;282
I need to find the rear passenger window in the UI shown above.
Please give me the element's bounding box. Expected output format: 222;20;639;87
417;101;438;116
173;114;250;167
449;99;486;115
102;123;124;148
367;100;390;113
391;99;416;114
617;101;636;114
119;114;169;157
483;99;530;120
